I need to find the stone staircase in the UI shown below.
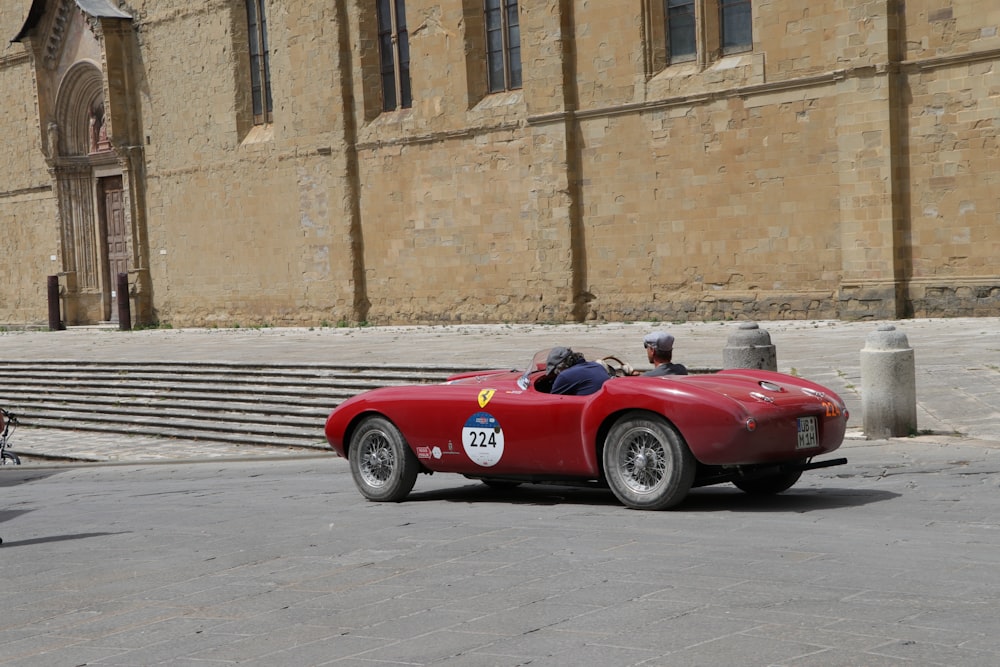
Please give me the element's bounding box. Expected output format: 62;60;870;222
0;361;477;451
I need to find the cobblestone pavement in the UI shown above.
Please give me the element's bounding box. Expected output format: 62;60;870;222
1;439;999;665
1;317;999;462
2;320;999;666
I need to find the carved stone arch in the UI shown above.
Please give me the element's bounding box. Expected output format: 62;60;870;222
14;0;151;327
54;60;104;156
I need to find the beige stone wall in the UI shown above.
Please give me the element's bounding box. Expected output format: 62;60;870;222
139;1;359;327
0;2;62;326
901;0;1000;315
2;0;1000;327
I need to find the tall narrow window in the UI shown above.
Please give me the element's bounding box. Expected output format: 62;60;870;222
720;0;752;53
246;0;273;124
665;0;696;62
485;0;521;93
377;0;412;111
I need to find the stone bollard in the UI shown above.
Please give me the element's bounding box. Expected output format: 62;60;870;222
723;322;777;371
861;324;917;439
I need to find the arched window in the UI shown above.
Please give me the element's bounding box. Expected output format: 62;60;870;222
246;0;273;124
376;0;412;111
647;0;753;71
485;0;521;93
720;0;752;54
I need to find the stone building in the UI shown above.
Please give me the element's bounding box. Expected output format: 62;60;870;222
0;0;998;328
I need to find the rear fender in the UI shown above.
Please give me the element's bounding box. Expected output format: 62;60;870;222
586;379;751;464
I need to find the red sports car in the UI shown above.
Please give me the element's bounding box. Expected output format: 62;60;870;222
324;348;848;510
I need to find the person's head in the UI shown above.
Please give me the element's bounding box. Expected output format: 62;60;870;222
546;347;584;376
643;331;675;364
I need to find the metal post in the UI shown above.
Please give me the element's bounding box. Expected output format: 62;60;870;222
47;275;64;331
117;272;132;331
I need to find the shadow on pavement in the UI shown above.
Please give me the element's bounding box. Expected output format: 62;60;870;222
0;509;34;526
0;531;130;549
406;482;898;511
679;486;900;512
411;482;619;508
0;468;64;487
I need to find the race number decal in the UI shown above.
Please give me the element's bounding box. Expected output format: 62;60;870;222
462;412;505;467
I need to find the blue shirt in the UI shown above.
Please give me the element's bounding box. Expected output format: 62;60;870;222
551;361;611;396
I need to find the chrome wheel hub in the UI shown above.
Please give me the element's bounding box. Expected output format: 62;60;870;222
359;433;394;487
621;428;668;493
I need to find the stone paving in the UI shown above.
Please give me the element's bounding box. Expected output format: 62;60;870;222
1;319;999;665
1;439;999;665
1;317;999;462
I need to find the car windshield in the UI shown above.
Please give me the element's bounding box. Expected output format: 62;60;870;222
517;347;635;390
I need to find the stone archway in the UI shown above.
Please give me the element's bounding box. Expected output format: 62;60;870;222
14;1;151;327
49;60;127;323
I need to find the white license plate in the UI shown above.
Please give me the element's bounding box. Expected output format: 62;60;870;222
796;417;819;449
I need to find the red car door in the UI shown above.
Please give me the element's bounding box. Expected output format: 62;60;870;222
414;376;601;478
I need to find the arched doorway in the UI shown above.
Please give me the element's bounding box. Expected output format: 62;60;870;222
50;61;128;323
13;1;151;327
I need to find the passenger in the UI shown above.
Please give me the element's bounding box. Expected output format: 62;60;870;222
640;332;688;376
546;347;611;396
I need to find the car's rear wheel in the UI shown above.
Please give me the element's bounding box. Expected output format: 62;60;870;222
348;416;418;502
733;468;803;495
603;411;695;510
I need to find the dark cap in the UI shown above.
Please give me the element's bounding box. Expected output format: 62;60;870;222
546;347;573;374
643;332;675;353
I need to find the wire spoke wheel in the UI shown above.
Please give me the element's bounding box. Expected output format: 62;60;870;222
619;428;668;493
603;411;695;510
358;432;395;488
348;416;418;502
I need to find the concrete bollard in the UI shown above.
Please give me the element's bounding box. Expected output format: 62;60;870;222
723;322;777;371
861;324;917;439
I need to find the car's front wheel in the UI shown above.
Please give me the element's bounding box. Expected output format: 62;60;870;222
348;416;419;502
603;411;695;510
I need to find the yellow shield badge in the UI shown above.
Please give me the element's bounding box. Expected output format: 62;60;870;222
478;389;496;408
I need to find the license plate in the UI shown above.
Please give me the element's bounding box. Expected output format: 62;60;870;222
796;417;819;449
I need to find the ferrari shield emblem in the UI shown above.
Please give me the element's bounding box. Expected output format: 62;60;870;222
478;389;495;408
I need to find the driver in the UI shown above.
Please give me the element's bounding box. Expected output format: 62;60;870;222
640;331;688;376
546;347;611;396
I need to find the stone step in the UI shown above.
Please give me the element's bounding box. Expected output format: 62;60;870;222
0;391;335;415
0;382;370;405
0;361;477;450
0;360;478;379
22;418;329;450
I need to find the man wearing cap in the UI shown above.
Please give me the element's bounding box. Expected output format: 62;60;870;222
545;347;611;395
641;332;688;377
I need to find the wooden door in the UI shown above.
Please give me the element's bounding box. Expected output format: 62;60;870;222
101;176;127;320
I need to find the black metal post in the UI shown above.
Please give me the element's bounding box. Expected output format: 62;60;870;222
117;272;132;331
47;275;64;331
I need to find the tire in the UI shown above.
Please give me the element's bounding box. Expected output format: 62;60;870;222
603;411;696;510
348;416;419;502
733;468;802;495
0;451;19;466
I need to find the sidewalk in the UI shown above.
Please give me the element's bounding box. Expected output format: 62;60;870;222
2;317;999;462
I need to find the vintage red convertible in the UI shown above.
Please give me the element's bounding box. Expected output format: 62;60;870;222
324;348;848;510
